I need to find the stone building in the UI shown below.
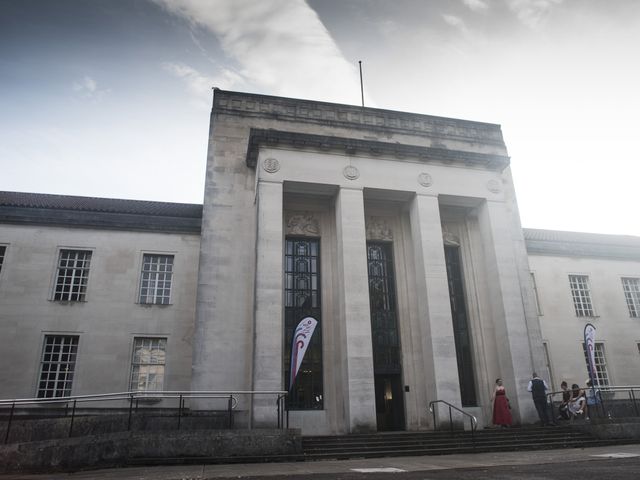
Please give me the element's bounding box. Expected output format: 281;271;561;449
1;90;639;435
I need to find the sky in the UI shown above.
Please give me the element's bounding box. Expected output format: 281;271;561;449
1;0;639;235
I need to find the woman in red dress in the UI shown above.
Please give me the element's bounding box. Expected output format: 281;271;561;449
492;378;513;427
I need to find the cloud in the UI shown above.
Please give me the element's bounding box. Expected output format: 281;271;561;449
442;14;469;34
72;76;110;101
151;0;362;105
162;61;246;109
505;0;563;28
462;0;489;12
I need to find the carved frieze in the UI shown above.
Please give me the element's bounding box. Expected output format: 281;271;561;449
366;217;393;241
286;212;320;236
442;226;461;247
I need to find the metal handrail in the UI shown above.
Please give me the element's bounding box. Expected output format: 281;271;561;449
546;385;640;420
0;390;286;406
0;389;288;444
428;399;477;437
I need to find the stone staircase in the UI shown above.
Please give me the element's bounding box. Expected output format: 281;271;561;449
300;426;628;460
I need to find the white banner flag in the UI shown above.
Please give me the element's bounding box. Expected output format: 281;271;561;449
289;316;318;391
584;323;597;385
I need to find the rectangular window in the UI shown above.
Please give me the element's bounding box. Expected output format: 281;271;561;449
129;337;167;391
622;277;640;318
569;274;594;317
37;335;79;398
531;272;543;315
139;254;174;304
0;245;6;273
53;249;92;301
582;342;609;386
284;238;322;410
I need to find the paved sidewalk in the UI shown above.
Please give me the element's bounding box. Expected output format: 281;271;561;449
2;443;640;480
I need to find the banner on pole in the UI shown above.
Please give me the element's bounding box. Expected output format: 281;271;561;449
584;323;597;385
289;316;318;391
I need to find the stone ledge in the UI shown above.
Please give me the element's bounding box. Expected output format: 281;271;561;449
246;128;510;171
0;429;301;473
213;89;507;146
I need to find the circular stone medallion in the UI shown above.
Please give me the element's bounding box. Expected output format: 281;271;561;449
262;157;280;173
487;179;501;193
418;172;433;187
343;165;360;180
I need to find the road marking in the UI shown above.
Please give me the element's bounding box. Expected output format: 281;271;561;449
590;453;640;458
350;467;408;473
350;467;406;473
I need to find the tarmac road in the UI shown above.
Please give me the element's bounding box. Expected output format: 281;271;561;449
2;443;640;480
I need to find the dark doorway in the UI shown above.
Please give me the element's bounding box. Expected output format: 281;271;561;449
367;242;406;431
374;374;405;431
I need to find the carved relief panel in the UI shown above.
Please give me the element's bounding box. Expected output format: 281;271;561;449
366;216;393;241
285;212;321;236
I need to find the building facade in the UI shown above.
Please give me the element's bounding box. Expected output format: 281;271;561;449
1;91;639;435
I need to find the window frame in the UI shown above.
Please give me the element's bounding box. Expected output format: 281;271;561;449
621;277;640;318
36;334;80;398
137;252;175;305
568;274;596;317
0;244;8;282
0;244;7;272
283;236;323;410
51;248;93;302
582;341;610;387
129;336;168;392
530;271;543;316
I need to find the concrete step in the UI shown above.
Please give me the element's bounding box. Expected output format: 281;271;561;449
298;427;630;461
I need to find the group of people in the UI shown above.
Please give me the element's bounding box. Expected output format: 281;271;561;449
556;379;600;421
491;373;600;428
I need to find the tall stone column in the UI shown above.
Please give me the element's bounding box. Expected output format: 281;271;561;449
335;187;377;432
477;199;537;423
251;179;284;426
409;194;462;424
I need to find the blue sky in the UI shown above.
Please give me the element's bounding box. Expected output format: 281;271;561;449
1;0;639;235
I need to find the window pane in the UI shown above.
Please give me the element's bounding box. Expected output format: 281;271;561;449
139;254;174;304
622;278;640;318
284;238;322;410
569;275;594;317
130;337;167;391
37;335;79;398
53;250;92;302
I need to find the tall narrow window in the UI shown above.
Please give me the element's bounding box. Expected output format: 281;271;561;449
582;342;609;386
139;254;174;304
37;335;79;398
542;342;555;389
284;238;322;410
569;275;594;317
53;249;92;301
622;277;640;318
130;337;167;391
0;245;6;274
530;272;543;315
444;246;477;407
367;243;401;373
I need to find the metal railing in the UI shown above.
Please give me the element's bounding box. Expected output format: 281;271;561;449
0;390;288;444
428;400;477;443
546;385;640;421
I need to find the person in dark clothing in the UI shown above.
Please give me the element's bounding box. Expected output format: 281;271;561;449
557;380;571;420
527;372;555;426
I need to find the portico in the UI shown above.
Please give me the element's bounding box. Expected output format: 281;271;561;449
192;90;545;434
